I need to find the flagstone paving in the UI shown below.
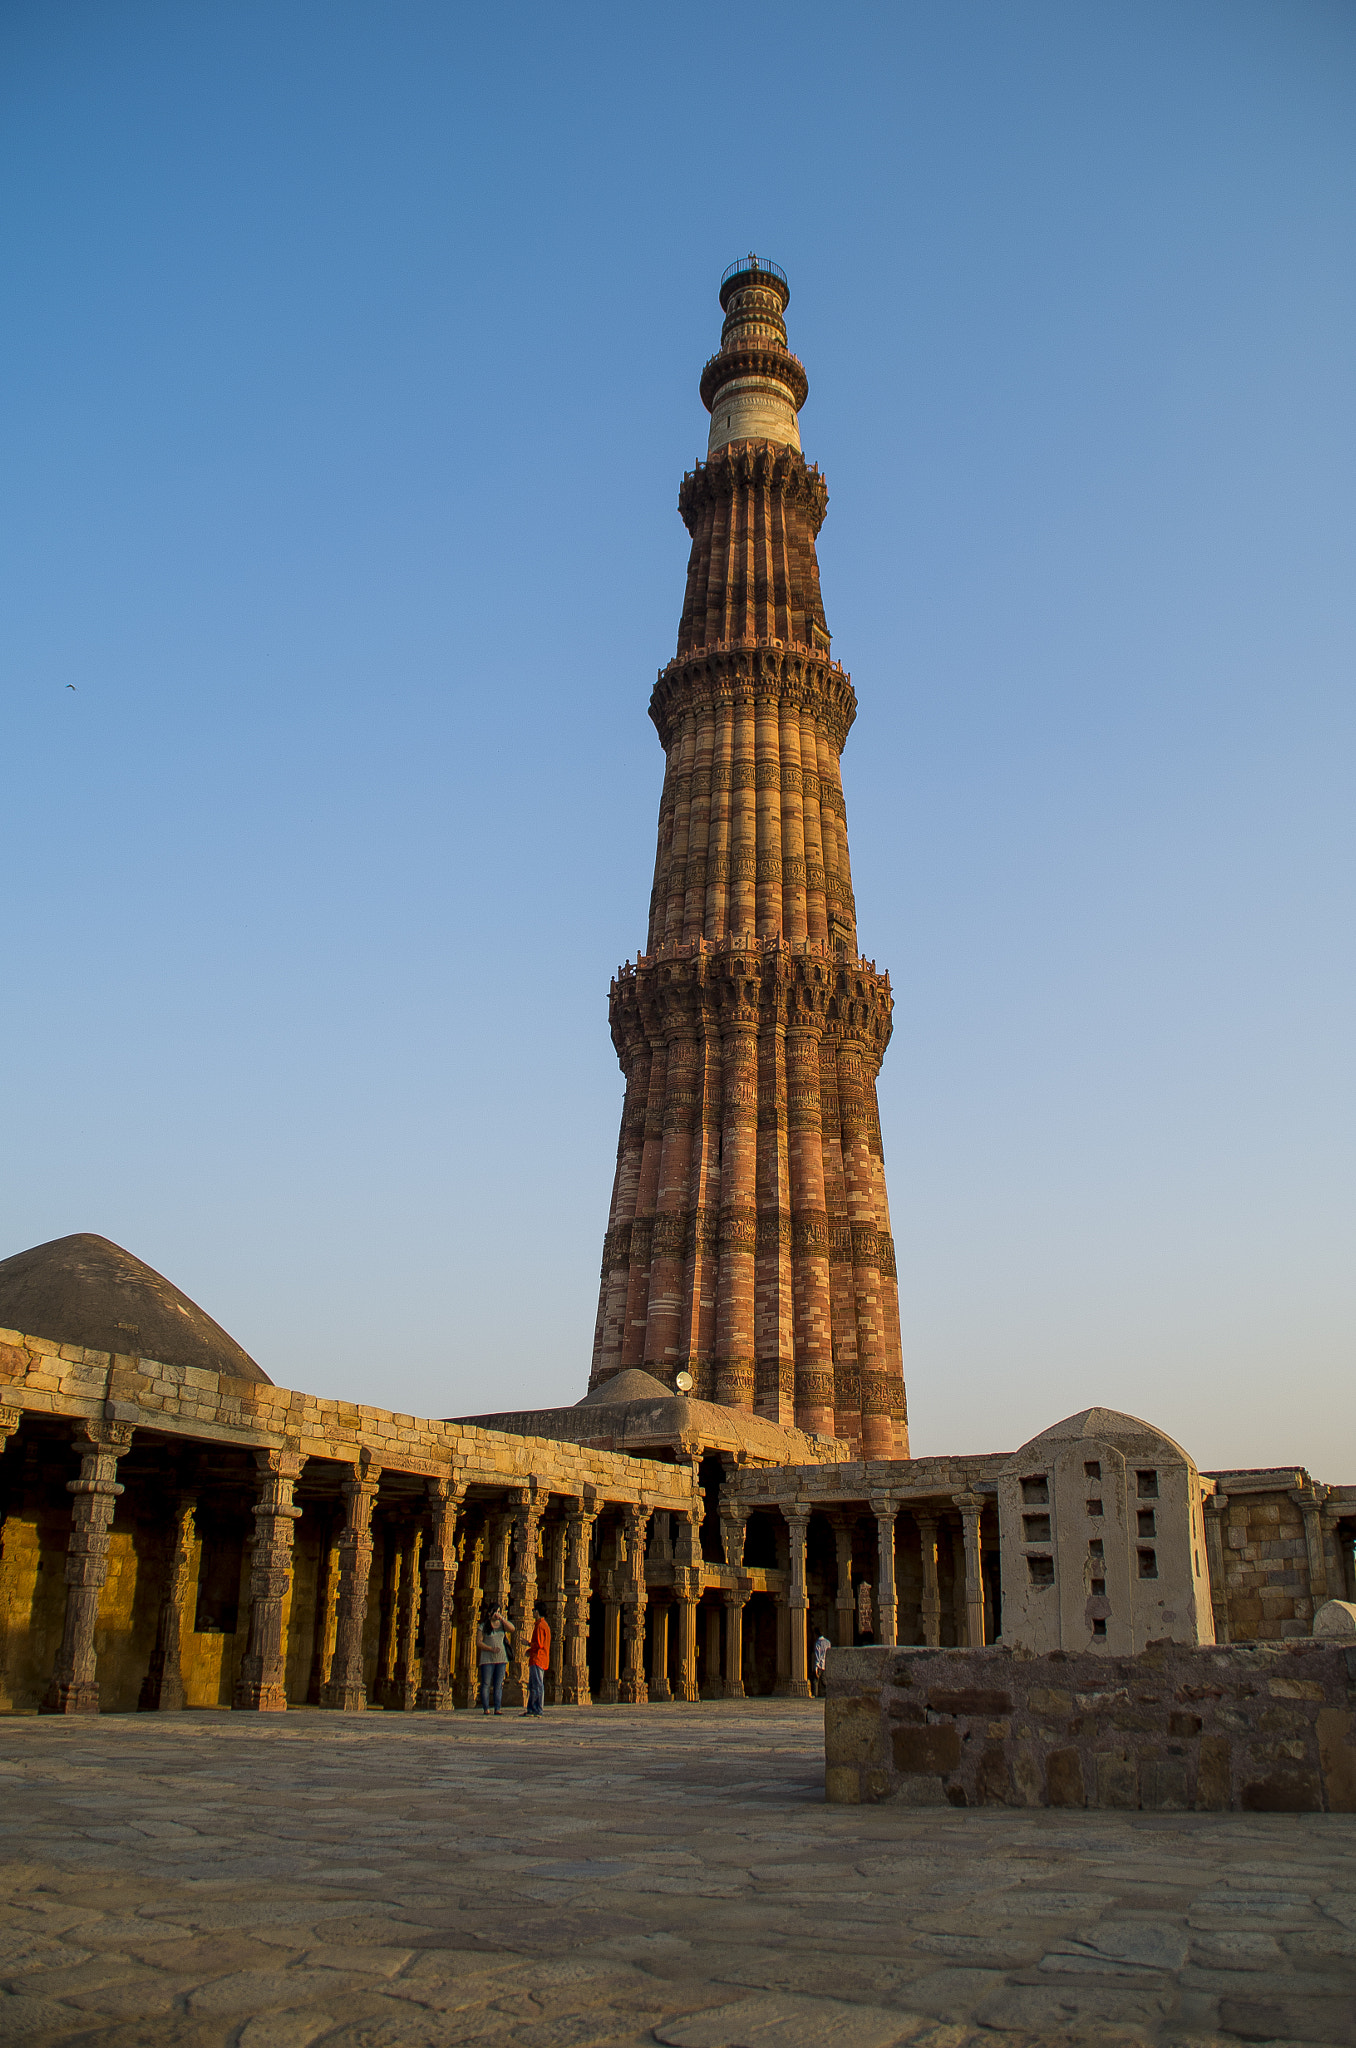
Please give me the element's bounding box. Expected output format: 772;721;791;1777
1;1701;1354;2047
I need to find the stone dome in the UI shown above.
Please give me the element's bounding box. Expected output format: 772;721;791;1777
1003;1406;1196;1472
0;1233;271;1384
576;1368;674;1408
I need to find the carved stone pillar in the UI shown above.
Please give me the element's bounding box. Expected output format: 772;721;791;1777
648;1600;671;1702
722;1588;747;1699
234;1451;304;1711
374;1527;401;1706
307;1506;341;1704
390;1524;422;1710
544;1519;567;1705
599;1590;622;1704
833;1520;855;1646
954;1491;986;1648
719;1472;747;1572
486;1506;513;1621
779;1508;810;1697
619;1504;650;1704
676;1582;700;1703
321;1460;380;1711
870;1496;897;1649
453;1515;485;1709
673;1505;702;1703
416;1477;461;1710
1202;1491;1230;1646
505;1486;543;1709
42;1421;134;1715
916;1511;942;1647
561;1501;597;1705
139;1489;198;1711
702;1599;722;1697
1292;1485;1330;1614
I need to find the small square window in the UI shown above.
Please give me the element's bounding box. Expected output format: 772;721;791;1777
1028;1555;1054;1588
1090;1577;1106;1596
1086;1497;1103;1518
1137;1509;1156;1538
1022;1513;1051;1543
1136;1469;1159;1499
1092;1617;1107;1639
1089;1538;1104;1559
1021;1476;1050;1505
1084;1460;1101;1480
1138;1548;1158;1580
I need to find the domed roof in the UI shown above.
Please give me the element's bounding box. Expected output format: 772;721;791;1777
576;1368;674;1408
0;1233;271;1384
1004;1406;1195;1471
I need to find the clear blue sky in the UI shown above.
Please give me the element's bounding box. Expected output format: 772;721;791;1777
4;2;1353;1476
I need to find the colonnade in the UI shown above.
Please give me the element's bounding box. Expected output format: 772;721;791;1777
0;1415;1002;1716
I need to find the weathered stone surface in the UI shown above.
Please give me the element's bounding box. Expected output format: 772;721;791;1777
824;1696;884;1769
1217;1992;1356;2044
1318;1705;1356;1812
655;1994;919;2045
891;1724;962;1775
826;1641;1356;1811
1046;1748;1086;1807
0;1702;1352;2047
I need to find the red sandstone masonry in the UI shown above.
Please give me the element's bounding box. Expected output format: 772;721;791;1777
588;266;908;1452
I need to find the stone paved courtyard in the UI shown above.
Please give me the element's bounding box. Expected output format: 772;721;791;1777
1;1702;1354;2048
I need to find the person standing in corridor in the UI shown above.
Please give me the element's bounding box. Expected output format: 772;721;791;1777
478;1605;513;1715
521;1600;550;1718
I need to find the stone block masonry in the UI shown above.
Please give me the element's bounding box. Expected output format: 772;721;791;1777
825;1641;1356;1811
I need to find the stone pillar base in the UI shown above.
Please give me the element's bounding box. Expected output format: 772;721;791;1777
234;1679;288;1713
415;1685;453;1712
40;1680;100;1716
321;1685;368;1712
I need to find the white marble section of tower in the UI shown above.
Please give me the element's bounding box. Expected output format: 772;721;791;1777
705;259;804;454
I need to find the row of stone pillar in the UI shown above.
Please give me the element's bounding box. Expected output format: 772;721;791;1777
14;1414;992;1714
806;1491;991;1656
19;1418;692;1717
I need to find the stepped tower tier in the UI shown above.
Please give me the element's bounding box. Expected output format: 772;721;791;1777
588;257;908;1458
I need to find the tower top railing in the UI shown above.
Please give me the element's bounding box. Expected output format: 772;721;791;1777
719;254;789;308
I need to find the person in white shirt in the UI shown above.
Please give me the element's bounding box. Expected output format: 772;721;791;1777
812;1632;832;1697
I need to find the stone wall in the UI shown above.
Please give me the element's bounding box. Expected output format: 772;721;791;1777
1205;1469;1356;1642
824;1641;1356;1813
0;1328;694;1507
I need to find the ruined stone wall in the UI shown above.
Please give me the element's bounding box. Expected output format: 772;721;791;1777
1220;1490;1311;1639
824;1641;1356;1812
1206;1472;1356;1643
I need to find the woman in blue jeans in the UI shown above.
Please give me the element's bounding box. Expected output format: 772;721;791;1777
478;1605;513;1714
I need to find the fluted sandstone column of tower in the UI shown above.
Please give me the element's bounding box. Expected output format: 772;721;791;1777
589;257;908;1458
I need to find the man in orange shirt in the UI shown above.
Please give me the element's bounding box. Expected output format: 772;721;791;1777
522;1600;550;1718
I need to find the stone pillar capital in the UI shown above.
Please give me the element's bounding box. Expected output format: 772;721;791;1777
255;1447;306;1481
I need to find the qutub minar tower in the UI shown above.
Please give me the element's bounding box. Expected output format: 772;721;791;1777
588;256;908;1459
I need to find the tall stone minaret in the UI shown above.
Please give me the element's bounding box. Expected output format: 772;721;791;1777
588;257;907;1458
